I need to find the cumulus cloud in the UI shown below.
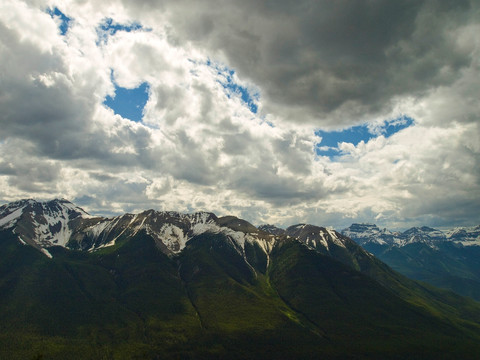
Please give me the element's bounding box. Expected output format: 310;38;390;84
0;0;478;230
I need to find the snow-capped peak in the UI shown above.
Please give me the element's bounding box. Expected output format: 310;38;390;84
0;199;93;250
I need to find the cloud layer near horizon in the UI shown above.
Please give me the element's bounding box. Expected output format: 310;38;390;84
0;0;479;229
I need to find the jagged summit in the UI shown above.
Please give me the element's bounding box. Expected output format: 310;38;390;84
0;199;370;272
0;199;93;254
2;199;479;266
0;199;278;260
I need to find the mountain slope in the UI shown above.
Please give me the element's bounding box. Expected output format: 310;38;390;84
268;240;480;358
2;200;480;358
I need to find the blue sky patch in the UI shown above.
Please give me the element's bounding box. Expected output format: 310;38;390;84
316;116;415;158
207;60;259;114
97;18;145;44
104;82;149;122
316;125;373;148
46;7;71;36
381;116;415;137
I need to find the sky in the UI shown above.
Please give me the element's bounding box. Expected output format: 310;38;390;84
0;0;479;230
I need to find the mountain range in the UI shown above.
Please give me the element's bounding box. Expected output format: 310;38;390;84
342;223;480;301
2;199;480;359
342;223;480;247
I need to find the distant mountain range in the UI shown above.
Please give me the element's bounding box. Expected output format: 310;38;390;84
2;199;480;359
342;223;480;301
342;223;480;247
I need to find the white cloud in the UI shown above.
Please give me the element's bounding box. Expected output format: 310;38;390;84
0;0;478;230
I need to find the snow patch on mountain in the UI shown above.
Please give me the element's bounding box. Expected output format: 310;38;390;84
85;219;111;239
327;229;346;249
146;223;188;253
41;248;53;259
0;206;26;228
32;206;74;247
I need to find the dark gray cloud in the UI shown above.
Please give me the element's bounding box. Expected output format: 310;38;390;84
228;165;329;206
0;141;62;193
148;0;478;125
